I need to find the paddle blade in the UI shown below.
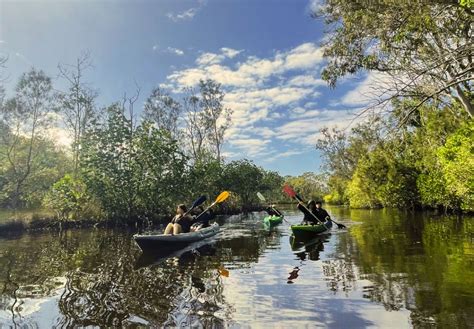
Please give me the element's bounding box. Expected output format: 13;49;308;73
336;222;347;229
215;191;230;203
257;192;266;202
294;193;305;203
191;195;207;209
282;185;296;198
218;266;229;277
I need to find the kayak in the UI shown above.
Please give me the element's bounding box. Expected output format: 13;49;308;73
263;215;283;227
133;223;220;250
290;220;332;239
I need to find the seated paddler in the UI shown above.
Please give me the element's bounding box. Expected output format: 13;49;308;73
297;200;322;225
191;206;215;231
164;204;193;235
265;204;282;217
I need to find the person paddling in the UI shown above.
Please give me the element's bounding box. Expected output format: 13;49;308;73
313;201;331;222
164;204;193;235
297;200;330;225
265;204;282;217
190;207;215;231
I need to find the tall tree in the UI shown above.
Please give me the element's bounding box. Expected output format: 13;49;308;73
57;53;97;176
143;87;181;138
0;69;56;208
198;79;232;162
314;0;473;119
183;87;207;161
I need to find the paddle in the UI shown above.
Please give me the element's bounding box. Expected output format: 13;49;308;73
194;191;230;221
282;185;346;229
256;192;288;223
183;195;207;217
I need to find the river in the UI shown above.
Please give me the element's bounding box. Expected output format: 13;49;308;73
0;207;472;328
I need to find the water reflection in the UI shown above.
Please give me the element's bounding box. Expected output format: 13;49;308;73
0;209;472;327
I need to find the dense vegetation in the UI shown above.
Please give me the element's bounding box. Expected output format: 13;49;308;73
314;0;473;212
0;58;296;224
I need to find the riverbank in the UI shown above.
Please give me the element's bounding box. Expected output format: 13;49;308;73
0;205;267;236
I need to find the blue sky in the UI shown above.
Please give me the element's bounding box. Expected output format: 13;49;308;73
0;0;370;176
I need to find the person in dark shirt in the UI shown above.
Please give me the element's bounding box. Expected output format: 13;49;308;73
265;204;282;217
190;207;215;231
297;200;330;225
313;201;331;222
164;204;193;234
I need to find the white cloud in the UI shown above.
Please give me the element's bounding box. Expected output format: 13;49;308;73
167;47;184;56
152;45;185;56
167;0;207;22
288;75;326;87
167;8;199;22
229;138;271;156
264;150;305;162
162;41;352;160
275;109;359;145
196;52;225;66
308;0;326;13
167;42;325;89
220;47;243;58
342;71;392;107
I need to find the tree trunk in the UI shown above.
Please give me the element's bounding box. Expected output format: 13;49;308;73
455;86;474;118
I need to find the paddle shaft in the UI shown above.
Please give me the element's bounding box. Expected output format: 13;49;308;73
294;193;345;229
257;192;289;223
194;191;229;221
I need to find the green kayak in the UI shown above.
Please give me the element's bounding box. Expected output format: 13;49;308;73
263;215;283;227
291;220;332;239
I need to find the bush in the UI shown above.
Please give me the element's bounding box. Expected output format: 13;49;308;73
43;175;102;221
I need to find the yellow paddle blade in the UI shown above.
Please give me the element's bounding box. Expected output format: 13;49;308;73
215;191;230;203
218;266;229;277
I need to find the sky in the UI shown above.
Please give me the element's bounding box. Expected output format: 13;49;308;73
0;0;372;176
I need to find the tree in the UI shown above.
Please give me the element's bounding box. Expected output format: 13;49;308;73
143;87;181;138
314;1;473;119
81;104;188;221
198;79;232;162
285;172;328;202
0;69;56;208
222;159;264;209
183;87;207;161
57;53;97;176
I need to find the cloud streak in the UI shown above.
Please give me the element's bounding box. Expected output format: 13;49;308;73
166;0;207;22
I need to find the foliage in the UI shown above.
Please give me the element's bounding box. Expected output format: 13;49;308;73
319;99;472;211
43;174;101;221
0;69;63;208
143;87;181;138
222;159;264;208
437;121;474;211
81;105;188;221
315;0;473;117
285;172;328;202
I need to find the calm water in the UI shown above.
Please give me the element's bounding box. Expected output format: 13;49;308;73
0;207;473;328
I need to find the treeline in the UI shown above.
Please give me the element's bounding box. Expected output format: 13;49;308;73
317;104;472;212
314;1;473;212
0;56;299;224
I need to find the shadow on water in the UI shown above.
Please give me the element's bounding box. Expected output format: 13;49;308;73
0;209;472;327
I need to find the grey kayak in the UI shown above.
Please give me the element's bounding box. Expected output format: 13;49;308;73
133;223;220;250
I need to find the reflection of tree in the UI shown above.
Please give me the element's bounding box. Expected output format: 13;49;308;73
0;222;273;327
328;206;474;328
